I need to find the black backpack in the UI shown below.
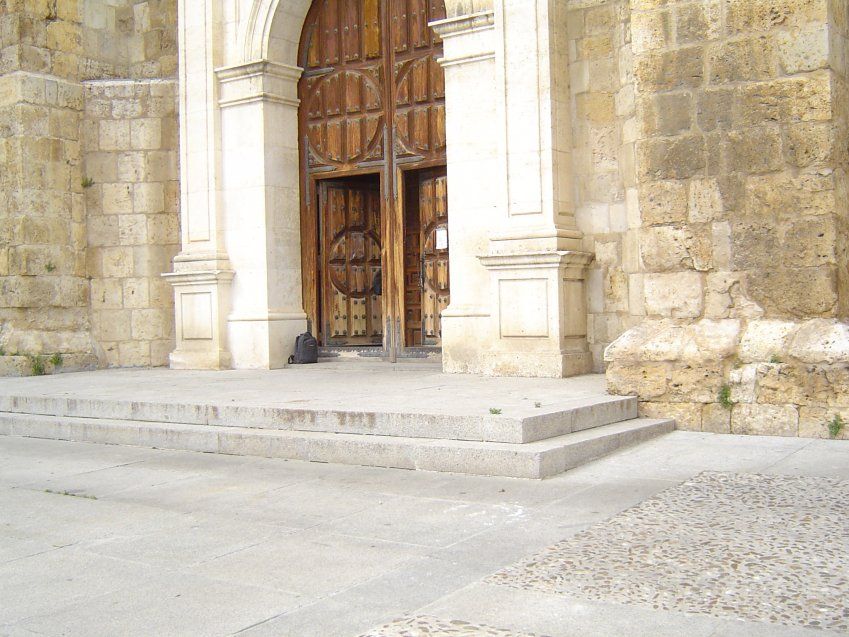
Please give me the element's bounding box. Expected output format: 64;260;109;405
288;331;318;365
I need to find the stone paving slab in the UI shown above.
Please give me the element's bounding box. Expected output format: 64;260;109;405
2;433;848;636
0;365;610;421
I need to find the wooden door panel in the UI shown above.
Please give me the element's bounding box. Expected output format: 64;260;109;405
419;170;449;344
321;181;383;345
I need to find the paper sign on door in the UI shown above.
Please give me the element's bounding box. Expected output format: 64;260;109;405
435;226;448;250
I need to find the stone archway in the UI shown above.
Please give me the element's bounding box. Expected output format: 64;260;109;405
167;0;316;370
168;0;593;377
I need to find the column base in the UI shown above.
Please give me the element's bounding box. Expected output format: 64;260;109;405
447;349;592;378
169;348;232;370
163;260;234;371
228;312;308;369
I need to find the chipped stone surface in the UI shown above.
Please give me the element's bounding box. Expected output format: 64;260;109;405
359;616;549;637
488;472;849;632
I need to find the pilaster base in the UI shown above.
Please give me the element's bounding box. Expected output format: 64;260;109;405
442;251;594;378
163;260;234;371
228;312;308;369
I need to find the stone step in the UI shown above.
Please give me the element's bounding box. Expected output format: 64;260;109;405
0;412;673;479
0;394;638;444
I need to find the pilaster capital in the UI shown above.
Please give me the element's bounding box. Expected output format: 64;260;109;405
215;60;302;108
479;251;595;279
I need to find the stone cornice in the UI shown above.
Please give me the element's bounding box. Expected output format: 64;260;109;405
479;251;595;271
431;11;495;38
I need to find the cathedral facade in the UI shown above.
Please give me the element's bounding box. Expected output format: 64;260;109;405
1;0;848;438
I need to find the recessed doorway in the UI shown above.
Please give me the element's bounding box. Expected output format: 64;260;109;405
298;0;449;360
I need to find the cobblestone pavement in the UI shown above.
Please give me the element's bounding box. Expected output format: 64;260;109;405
487;472;849;632
359;616;549;637
2;431;848;636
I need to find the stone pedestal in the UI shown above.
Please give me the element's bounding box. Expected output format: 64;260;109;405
164;262;233;369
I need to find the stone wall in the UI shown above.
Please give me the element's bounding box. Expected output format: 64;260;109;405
82;79;178;367
0;0;178;373
0;2;94;369
605;0;849;438
567;0;642;371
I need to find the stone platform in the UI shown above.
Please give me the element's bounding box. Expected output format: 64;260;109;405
0;362;673;478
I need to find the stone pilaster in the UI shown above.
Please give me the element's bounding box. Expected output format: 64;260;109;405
165;0;234;369
436;0;593;377
216;60;307;369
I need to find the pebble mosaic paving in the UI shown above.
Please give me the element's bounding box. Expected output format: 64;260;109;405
487;471;849;632
358;616;549;637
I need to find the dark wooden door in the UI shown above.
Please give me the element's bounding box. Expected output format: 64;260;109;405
320;180;383;346
403;167;449;347
419;169;449;345
299;0;447;351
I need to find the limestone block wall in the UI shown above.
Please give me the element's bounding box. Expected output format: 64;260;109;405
567;0;642;370
605;0;849;438
0;0;178;373
82;79;179;367
0;0;95;366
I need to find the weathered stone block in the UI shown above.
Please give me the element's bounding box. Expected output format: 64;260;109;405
747;267;838;318
788;319;849;364
727;126;784;174
637;135;706;181
644;272;704;318
640;401;701;431
710;37;777;84
631;10;672;54
639;180;688;225
740;73;832;125
640;225;712;273
668;362;725;403
101;182;132;214
131;308;173;340
607;361;669;399
757;363;832;406
702;403;731;433
739;319;797;362
635;47;704;92
731;403;799;437
640;92;693;137
798;406;849;439
726;0;828;34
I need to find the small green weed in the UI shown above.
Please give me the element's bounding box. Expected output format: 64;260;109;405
0;347;5;356
44;489;97;500
718;384;734;410
828;414;845;439
489;407;502;415
81;177;95;188
45;262;56;273
49;352;63;367
28;355;45;376
769;354;783;364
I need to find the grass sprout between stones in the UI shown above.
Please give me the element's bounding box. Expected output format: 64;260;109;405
718;384;734;410
44;489;97;500
828;414;845;439
28;355;45;376
489;407;502;415
49;352;63;367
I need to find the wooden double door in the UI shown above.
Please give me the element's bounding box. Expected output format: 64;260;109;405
298;0;449;355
